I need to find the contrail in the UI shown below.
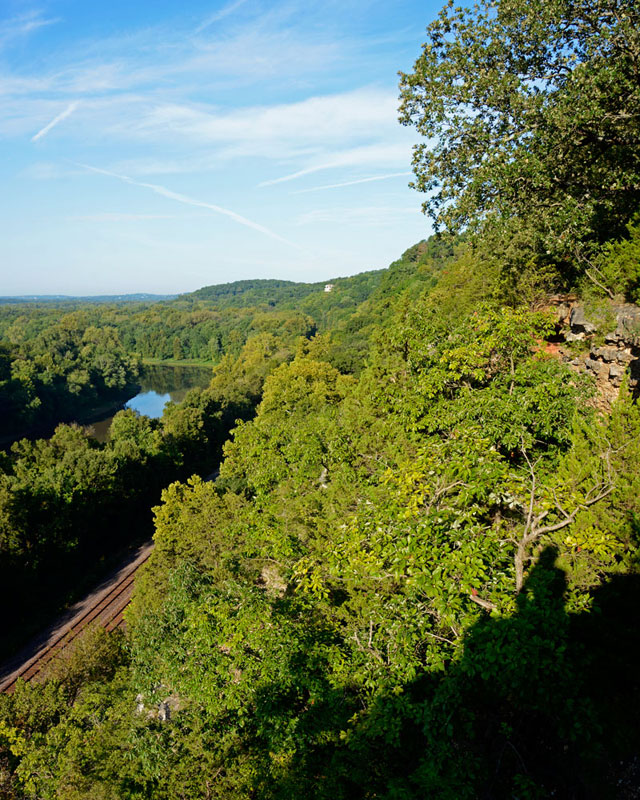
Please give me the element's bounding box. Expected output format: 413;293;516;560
195;0;249;33
259;163;341;187
292;172;413;194
32;101;80;142
77;163;303;250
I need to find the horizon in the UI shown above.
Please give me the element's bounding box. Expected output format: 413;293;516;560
0;0;439;295
0;260;389;299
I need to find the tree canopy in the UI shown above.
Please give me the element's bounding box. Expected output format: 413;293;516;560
399;0;640;291
1;3;640;793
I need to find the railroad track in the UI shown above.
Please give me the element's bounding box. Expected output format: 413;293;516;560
0;543;153;694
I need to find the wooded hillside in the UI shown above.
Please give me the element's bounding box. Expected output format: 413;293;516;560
1;1;639;797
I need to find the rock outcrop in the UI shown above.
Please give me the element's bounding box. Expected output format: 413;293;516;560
546;299;640;410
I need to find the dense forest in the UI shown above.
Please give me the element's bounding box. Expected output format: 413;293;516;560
0;241;449;658
0;243;442;447
0;317;140;441
1;0;640;797
0;267;386;368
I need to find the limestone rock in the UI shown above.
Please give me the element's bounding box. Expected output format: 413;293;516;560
592;347;618;362
584;357;604;374
609;362;626;383
604;305;640;343
570;306;598;333
558;301;639;410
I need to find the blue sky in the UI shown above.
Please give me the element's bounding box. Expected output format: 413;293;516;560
0;0;441;294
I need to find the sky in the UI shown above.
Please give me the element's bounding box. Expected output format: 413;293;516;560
0;0;441;295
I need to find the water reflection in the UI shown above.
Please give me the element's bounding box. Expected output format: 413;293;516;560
125;390;171;418
139;364;213;396
90;364;212;442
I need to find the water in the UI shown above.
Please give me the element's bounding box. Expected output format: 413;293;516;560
89;364;213;442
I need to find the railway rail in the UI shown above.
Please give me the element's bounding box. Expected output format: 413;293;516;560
0;541;153;694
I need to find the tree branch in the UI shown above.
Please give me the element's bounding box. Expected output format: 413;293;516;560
514;448;614;591
470;593;497;612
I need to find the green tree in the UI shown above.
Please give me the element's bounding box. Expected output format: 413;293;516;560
399;0;640;289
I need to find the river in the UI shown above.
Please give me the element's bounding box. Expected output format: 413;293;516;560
89;364;213;442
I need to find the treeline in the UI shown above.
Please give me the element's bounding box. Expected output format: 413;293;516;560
184;271;381;308
0;253;435;445
0;268;385;366
0;301;314;365
0;254;436;369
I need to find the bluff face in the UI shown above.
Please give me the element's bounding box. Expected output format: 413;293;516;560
547;300;640;410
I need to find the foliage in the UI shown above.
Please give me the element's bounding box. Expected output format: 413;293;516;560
1;232;640;797
594;213;640;301
0;315;139;440
399;0;640;289
0;304;312;658
2;3;640;791
0;239;451;381
0;267;385;372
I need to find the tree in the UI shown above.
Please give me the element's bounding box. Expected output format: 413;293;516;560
399;0;640;289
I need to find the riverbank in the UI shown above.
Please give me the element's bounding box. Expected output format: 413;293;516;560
1;363;215;450
0;382;140;450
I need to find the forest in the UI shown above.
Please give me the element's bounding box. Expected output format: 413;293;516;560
0;317;140;441
0;268;386;368
1;0;640;797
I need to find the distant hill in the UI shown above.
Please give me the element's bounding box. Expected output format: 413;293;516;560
178;271;384;310
0;241;452;370
176;239;458;313
0;293;177;305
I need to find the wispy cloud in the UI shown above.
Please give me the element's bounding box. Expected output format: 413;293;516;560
134;89;399;149
2;2;431;295
257;142;412;187
31;101;81;142
1;7;346;99
77;163;303;250
195;0;250;33
292;171;412;194
259;163;339;187
0;11;59;46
